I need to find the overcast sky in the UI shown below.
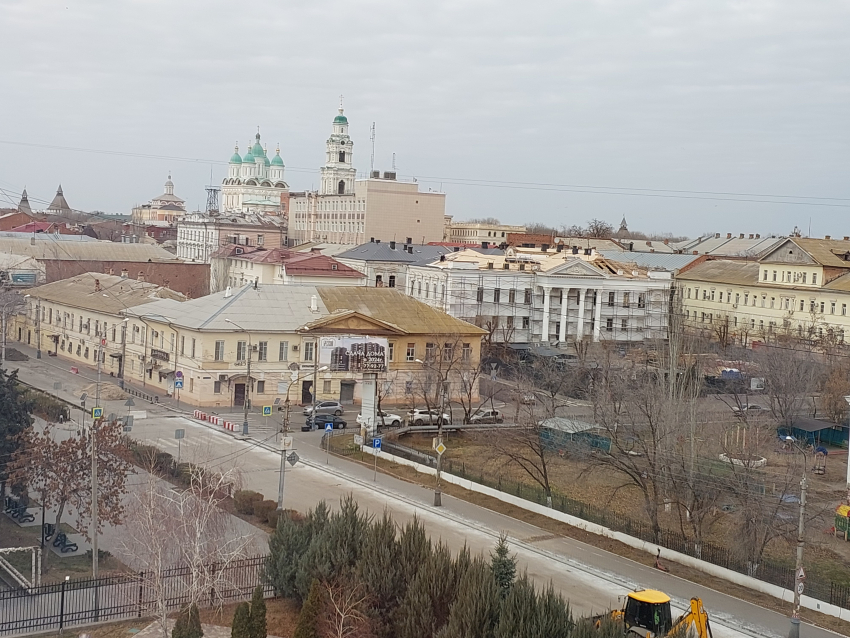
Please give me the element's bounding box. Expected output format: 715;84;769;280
1;0;848;238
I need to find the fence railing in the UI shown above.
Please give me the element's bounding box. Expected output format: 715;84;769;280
0;555;271;637
382;440;850;611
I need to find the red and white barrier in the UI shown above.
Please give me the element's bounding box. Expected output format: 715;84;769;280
223;421;235;431
193;410;202;419
209;415;220;425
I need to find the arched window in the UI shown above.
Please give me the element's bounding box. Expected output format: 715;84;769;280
338;151;346;163
337;180;345;195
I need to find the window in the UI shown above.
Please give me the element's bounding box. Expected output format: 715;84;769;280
831;302;836;314
522;317;530;329
605;318;613;331
214;340;225;361
425;342;436;360
214;381;222;394
810;301;816;312
180;336;185;355
191;338;196;358
257;341;268;361
623;292;630;307
735;293;740;305
493;288;501;304
406;343;415;361
388;342;395;362
744;293;749;305
444;343;454;360
813;273;818;285
607;292;615;306
279;341;289;361
323;379;332;393
820;302;825;313
802;273;807;283
508;289;516;304
761;296;765;308
770;297;775;309
477;287;484;302
763;270;768;281
303;340;314;361
506;316;514;328
772;271;777;282
170;333;175;352
257;380;265;394
621;318;628;330
800;300;805;311
719;292;723;302
388;275;396;288
843;304;847;316
462;343;471;361
524;289;532;304
637;294;645;308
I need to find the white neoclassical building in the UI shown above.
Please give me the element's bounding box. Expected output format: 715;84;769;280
222;132;288;214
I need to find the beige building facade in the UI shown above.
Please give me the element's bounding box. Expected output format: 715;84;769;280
443;219;526;244
678;238;850;344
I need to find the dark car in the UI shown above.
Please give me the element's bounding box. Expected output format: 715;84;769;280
302;415;347;432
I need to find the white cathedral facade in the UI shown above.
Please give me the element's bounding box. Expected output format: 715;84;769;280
222;132;288;214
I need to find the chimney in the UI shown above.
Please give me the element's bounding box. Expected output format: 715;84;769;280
310;295;318;312
370;170;380;179
825;235;831;240
739;233;744;239
664;239;669;245
693;250;698;255
629;242;634;251
408;246;413;254
726;233;732;239
376;239;381;244
844;237;849;241
390;241;396;250
556;243;563;252
755;233;760;239
453;246;460;252
121;269;128;278
714;233;720;238
137;272;145;282
541;243;549;252
370;237;375;243
571;246;579;254
106;267;114;275
646;241;652;246
749;234;754;239
94;279;101;292
440;254;446;262
406;237;412;244
224;286;232;298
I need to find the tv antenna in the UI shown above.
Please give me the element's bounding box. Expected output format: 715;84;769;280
392;152;396;171
370;122;376;174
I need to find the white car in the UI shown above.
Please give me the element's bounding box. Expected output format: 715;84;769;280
356;410;402;427
407;409;450;426
731;404;766;417
469;409;504;424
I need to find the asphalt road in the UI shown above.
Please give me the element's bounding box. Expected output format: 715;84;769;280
6;345;847;638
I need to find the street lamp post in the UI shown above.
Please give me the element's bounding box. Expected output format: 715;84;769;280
784;437;809;638
1;297;22;362
415;358;447;507
24;295;41;359
118;318;129;389
225;319;251;435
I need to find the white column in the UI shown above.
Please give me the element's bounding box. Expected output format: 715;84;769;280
593;288;603;342
558;288;568;343
541;286;551;344
577;288;587;339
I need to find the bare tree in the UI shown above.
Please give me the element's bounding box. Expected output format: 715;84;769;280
585;219;614;238
756;344;819;427
411;335;479;423
320;578;373;638
121;460;253;637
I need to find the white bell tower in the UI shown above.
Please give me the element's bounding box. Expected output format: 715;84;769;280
320;96;356;195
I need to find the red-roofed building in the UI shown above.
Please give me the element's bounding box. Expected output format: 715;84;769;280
210;244;365;291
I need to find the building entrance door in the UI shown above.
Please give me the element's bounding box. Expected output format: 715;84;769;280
339;381;355;403
234;383;246;407
302;380;313;404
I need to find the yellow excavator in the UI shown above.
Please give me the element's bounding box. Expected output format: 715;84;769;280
599;589;713;638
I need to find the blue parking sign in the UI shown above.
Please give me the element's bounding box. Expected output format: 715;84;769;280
374;437;382;450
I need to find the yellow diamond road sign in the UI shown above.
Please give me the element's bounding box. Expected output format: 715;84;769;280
435;442;447;455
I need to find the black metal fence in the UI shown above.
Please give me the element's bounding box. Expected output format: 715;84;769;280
0;555;271;637
380;441;850;611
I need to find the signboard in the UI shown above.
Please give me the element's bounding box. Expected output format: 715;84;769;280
92;407;103;418
287;452;299;466
149;348;170;362
262;406;272;416
796;582;804;595
281;436;293;450
353;434;364;446
174;378;184;389
373;437;382;450
325;422;334;433
796;567;806;581
175;429;185;439
435;441;447;455
319;336;388;373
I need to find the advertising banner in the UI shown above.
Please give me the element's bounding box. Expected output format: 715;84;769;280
319;336;388;373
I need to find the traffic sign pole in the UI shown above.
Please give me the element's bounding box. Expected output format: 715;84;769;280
325;422;333;465
373;437;382;482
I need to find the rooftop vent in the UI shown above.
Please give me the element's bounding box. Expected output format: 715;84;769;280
407;246;413;254
453;246;460;252
740;233;744;239
440;254;446;262
481;241;488;249
825;235;831;240
310;295;318;312
224;286;232;298
571;247;579;255
382;171;396;180
727;233;732;239
715;233;721;238
370;170;380;178
390;241;396;250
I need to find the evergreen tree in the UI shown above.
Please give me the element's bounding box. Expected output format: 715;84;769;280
172;607;188;638
231;602;251;638
395;570;436;638
495;574;537;638
536;583;573;638
249;585;267;638
396;516;431;596
489;534;516;599
293;579;323;638
440;558;500;638
0;369;33;489
357;511;401;638
266;502;328;600
186;603;203;638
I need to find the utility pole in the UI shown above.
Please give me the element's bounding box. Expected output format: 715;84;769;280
91;337;104;580
434;376;445;507
789;475;808;638
35;298;41;359
243;336;251;435
277;398;291;510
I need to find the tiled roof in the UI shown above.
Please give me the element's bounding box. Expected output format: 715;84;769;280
27;272;185;314
283;253;364;277
336;242;454;264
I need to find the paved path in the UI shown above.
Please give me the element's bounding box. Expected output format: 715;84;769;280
5;343;846;638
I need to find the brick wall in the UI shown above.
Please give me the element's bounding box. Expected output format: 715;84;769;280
42;260;210;298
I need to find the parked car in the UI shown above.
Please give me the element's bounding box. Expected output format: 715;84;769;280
407;409;451;426
356;410;402;427
513;391;537;405
469;409;504;424
303;415;347;431
303;401;344;417
731;404;766;417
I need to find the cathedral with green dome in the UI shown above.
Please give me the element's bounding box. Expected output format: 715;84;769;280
222;131;288;214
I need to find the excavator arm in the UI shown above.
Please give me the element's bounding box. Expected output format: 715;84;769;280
670;598;712;638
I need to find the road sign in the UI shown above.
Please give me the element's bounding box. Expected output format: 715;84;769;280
373;437;382;450
174;429;185;440
262;406;272;416
101;338;106;346
796;567;806;581
287;451;299;466
325;422;334;433
281;436;293;450
353;434;364;446
125;397;135;407
92;407;103;418
175;371;183;378
796;582;804;595
174;378;184;389
435;441;447;455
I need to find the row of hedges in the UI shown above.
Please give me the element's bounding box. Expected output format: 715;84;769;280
18;384;70;422
233;489;302;528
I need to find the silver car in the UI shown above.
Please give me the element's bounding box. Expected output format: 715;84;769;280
303;401;344;417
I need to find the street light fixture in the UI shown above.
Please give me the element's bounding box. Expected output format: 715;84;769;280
783;436;809;638
225;319;251;435
415;358;447;507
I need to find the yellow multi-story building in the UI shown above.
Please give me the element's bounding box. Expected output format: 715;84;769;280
677;237;850;344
